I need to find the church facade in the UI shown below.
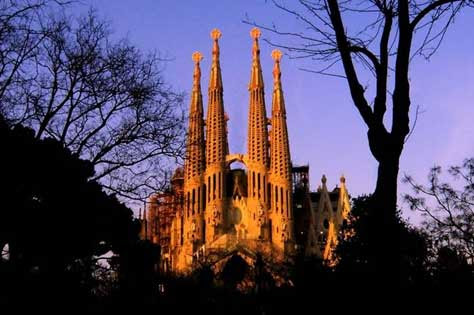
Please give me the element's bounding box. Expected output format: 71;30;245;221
141;28;351;274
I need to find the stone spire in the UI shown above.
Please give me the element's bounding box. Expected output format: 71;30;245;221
249;27;264;90
270;49;291;183
209;28;223;90
246;28;270;241
206;28;228;167
247;27;269;167
269;49;293;249
205;29;228;242
182;52;206;257
184;52;205;184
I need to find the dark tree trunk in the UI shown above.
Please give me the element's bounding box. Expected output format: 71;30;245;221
373;160;399;220
368;128;401;218
368;125;404;285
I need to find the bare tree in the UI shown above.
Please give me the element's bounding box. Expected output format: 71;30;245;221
246;0;473;274
0;0;71;107
404;159;474;263
1;4;185;202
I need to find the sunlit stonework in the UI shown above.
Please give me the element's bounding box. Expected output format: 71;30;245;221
250;27;261;39
210;28;222;40
271;49;282;62
192;51;203;63
141;28;351;276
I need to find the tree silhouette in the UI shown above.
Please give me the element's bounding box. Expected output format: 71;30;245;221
335;195;430;287
246;0;474;281
0;0;71;105
1;3;185;203
433;246;474;288
221;255;249;290
0;114;141;308
404;158;474;264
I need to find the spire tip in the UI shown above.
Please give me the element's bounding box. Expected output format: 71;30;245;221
340;174;346;184
272;49;283;62
210;28;222;40
192;51;203;63
250;27;261;40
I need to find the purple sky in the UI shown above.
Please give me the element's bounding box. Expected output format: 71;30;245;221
80;1;474;222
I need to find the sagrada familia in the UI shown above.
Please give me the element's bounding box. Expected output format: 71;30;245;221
141;28;351;275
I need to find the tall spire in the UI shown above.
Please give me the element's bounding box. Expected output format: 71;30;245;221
249;27;264;89
270;49;291;183
246;27;270;241
206;28;228;167
182;52;206;252
269;49;293;249
205;29;228;243
184;52;205;183
247;27;269;167
209;28;223;90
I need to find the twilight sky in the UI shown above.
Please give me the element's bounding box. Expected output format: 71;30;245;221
79;1;473;222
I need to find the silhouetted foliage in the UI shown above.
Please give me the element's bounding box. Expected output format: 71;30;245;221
404;158;474;262
116;239;160;305
0;0;71;104
1;1;185;203
193;263;215;290
0;114;140;310
221;254;249;289
254;252;275;293
433;246;474;288
335;195;431;287
290;252;332;289
404;159;474;288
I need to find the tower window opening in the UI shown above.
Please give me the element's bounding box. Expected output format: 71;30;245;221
187;192;190;217
253;172;256;197
263;175;266;203
208;176;211;202
197;186;201;213
267;183;271;208
218;172;221;199
258;173;261;198
248;171;252;196
192;189;195;215
287;190;290;217
202;184;206;211
280;187;284;214
213;174;216;200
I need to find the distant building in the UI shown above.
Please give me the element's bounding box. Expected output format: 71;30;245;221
141;28;350;275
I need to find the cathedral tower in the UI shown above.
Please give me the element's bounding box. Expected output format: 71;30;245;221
246;28;270;240
269;49;293;250
143;28;351;276
205;29;228;243
182;51;206;259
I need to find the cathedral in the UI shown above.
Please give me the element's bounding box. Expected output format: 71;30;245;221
141;28;351;275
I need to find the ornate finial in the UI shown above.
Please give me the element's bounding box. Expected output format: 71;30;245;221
192;51;203;63
249;27;263;88
209;29;222;89
271;49;283;62
211;28;222;40
340;174;346;184
322;174;327;184
192;51;202;91
250;27;261;40
272;49;282;84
